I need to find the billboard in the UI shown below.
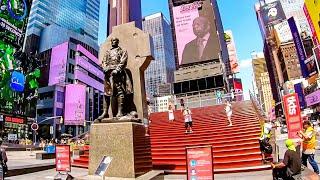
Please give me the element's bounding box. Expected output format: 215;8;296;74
304;1;320;45
260;1;286;27
274;21;293;44
0;0;31;44
283;93;302;139
305;89;320;107
48;42;69;86
64;84;86;126
172;0;220;65
225;30;239;74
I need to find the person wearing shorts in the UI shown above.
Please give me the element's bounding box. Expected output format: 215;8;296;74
183;107;193;133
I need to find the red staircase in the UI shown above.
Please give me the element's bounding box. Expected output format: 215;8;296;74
149;101;270;174
72;145;90;168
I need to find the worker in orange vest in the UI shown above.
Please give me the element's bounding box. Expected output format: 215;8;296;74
297;121;319;174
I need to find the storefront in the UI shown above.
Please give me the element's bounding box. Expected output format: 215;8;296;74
2;115;32;141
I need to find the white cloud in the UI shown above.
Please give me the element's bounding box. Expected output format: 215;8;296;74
239;59;252;69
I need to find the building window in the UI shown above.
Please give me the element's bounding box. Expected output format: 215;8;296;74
56;91;64;103
69;49;76;59
68;64;75;74
68;78;74;84
56;108;63;116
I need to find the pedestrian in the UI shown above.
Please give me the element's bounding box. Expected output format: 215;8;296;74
0;138;8;177
230;89;235;102
297;120;319;174
183;107;193;133
271;139;301;180
168;105;175;122
225;101;232;126
216;90;222;104
180;99;185;111
259;120;273;162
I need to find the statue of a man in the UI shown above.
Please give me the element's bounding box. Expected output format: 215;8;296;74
97;38;136;121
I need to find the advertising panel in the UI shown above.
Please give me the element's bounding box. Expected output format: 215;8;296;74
225;30;239;74
304;0;320;45
64;84;86;126
260;1;286;27
75;56;104;80
48;42;69;86
305;89;320;107
294;83;306;109
173;0;220;66
74;69;104;92
55;145;71;172
274;21;293;43
283;93;302;139
186;146;213;180
0;0;31;44
76;45;99;64
288;17;310;78
303;4;319;45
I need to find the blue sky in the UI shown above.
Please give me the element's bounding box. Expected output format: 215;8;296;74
99;0;264;99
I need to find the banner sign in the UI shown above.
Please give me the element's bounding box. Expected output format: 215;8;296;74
305;89;320;107
55;145;71;172
283;93;302;139
186;146;213;180
288;17;309;78
274;21;293;43
261;1;286;26
64;84;86;125
294;83;306;109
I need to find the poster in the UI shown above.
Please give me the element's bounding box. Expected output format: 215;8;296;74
283;93;302;139
186;146;213;180
55;145;71;172
260;1;286;26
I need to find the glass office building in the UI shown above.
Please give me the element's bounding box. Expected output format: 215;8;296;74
142;13;175;97
25;0;99;53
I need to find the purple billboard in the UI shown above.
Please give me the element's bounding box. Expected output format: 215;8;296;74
64;84;86;125
305;89;320;107
75;56;104;80
48;42;69;86
172;0;220;66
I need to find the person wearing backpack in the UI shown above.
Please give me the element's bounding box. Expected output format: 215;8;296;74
0;138;8;177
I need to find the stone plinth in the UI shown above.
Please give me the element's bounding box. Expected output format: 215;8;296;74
88;122;152;178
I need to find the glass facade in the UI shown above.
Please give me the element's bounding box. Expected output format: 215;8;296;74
142;13;176;97
26;0;99;42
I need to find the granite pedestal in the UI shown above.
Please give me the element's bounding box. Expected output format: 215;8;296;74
88;122;152;179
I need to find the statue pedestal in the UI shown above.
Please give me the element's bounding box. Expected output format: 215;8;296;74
88;122;152;178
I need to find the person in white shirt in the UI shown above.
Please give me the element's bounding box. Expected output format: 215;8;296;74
225;101;232;126
183;107;193;133
168;105;175;122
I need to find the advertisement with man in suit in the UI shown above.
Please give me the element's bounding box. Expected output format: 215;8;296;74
173;0;220;66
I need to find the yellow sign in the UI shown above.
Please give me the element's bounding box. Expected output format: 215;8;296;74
272;100;275;107
304;0;320;44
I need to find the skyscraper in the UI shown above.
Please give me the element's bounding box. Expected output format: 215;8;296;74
142;13;175;99
25;0;100;53
107;0;142;35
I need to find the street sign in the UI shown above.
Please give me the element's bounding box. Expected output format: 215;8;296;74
31;123;39;131
94;156;112;177
50;126;54;135
56;145;71;172
186;146;213;180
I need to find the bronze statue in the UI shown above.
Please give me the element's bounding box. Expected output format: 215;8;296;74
97;38;137;122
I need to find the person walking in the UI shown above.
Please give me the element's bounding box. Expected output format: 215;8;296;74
183;107;193;133
230;89;235;102
0;138;8;177
225;101;232;126
271;139;301;180
216;90;222;104
168;105;175;122
180;99;185;112
297;120;319;174
259;120;273;162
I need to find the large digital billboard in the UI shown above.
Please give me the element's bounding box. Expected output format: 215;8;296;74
172;0;220;66
304;0;320;45
48;42;69;86
260;1;286;27
64;84;86;126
